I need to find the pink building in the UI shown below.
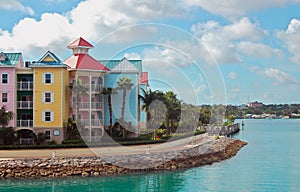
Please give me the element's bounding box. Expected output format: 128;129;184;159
0;52;23;127
247;101;263;108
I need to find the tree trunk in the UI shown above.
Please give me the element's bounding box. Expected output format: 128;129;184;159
108;95;113;136
166;113;170;135
121;89;127;138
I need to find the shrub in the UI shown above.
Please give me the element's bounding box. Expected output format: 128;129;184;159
47;140;57;145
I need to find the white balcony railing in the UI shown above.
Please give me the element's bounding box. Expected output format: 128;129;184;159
80;119;102;126
17;120;33;127
17;101;33;109
81;136;102;142
71;102;102;110
83;84;102;92
17;81;33;91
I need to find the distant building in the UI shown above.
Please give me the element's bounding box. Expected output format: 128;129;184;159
247;101;263;108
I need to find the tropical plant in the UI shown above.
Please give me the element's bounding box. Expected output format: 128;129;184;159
101;87;116;136
65;118;80;140
0;106;14;145
116;76;134;137
164;91;181;134
68;78;88;125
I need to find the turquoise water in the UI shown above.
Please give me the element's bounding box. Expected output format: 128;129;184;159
1;119;300;192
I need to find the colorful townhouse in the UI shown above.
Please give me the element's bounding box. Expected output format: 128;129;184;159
0;37;148;144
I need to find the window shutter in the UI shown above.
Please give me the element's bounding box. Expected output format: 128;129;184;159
51;73;54;84
42;92;45;102
42;111;45;122
51;92;54;102
42;73;45;84
51;111;54;122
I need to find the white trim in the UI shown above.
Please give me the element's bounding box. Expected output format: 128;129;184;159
1;73;8;84
43;91;54;103
43;72;54;84
1;92;8;103
43;110;53;122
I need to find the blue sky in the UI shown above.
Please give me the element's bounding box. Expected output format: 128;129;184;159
1;0;300;105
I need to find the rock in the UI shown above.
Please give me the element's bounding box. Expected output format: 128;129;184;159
82;172;89;177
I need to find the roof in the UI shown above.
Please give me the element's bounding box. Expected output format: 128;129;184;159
64;54;110;71
100;59;142;73
30;51;67;67
140;72;148;84
0;52;22;67
67;37;94;49
110;57;139;72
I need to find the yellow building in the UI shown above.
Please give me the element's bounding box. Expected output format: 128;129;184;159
31;51;69;144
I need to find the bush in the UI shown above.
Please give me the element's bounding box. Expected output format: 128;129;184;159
62;139;84;144
47;140;57;145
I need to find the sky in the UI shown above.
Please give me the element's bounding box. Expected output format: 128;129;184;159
1;0;300;105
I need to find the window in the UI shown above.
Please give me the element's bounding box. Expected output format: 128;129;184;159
43;92;53;103
43;73;53;84
2;74;8;84
43;111;53;122
45;131;51;139
2;93;7;103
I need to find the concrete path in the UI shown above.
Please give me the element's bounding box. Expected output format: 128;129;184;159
0;134;214;159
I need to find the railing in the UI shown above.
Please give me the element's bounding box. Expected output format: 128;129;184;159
19;138;34;145
17;120;33;127
17;101;33;109
81;136;102;142
80;119;102;126
83;84;102;92
17;81;33;91
71;102;102;109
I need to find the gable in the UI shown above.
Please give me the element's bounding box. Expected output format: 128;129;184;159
0;52;7;61
111;58;138;72
38;51;61;63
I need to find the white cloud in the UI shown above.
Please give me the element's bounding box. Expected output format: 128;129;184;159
237;41;284;58
0;0;34;15
184;0;300;20
124;52;142;60
0;0;183;59
250;66;299;84
192;17;267;64
228;72;238;80
277;19;300;64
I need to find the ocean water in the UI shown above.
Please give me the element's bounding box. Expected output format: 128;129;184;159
1;119;300;192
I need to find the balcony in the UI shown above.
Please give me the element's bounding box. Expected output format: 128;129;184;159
17;101;33;109
80;119;102;127
17;120;33;127
71;102;102;110
17;81;33;91
83;84;102;92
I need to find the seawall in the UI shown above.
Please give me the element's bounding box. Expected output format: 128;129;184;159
0;137;247;179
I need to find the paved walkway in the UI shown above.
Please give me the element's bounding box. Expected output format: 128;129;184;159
0;134;214;160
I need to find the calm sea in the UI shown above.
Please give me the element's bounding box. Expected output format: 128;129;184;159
1;119;300;192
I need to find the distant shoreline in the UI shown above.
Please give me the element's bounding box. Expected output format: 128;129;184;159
0;136;247;179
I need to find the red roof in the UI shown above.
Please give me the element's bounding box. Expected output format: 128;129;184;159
140;72;148;84
64;54;110;71
67;37;94;49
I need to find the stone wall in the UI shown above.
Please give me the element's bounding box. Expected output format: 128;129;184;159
0;138;247;178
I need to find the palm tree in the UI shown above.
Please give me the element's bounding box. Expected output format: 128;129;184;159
65;118;80;140
139;88;155;122
101;87;116;136
164;91;181;134
116;76;134;137
68;78;88;131
0;106;14;145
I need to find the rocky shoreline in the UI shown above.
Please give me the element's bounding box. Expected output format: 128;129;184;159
0;137;247;179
